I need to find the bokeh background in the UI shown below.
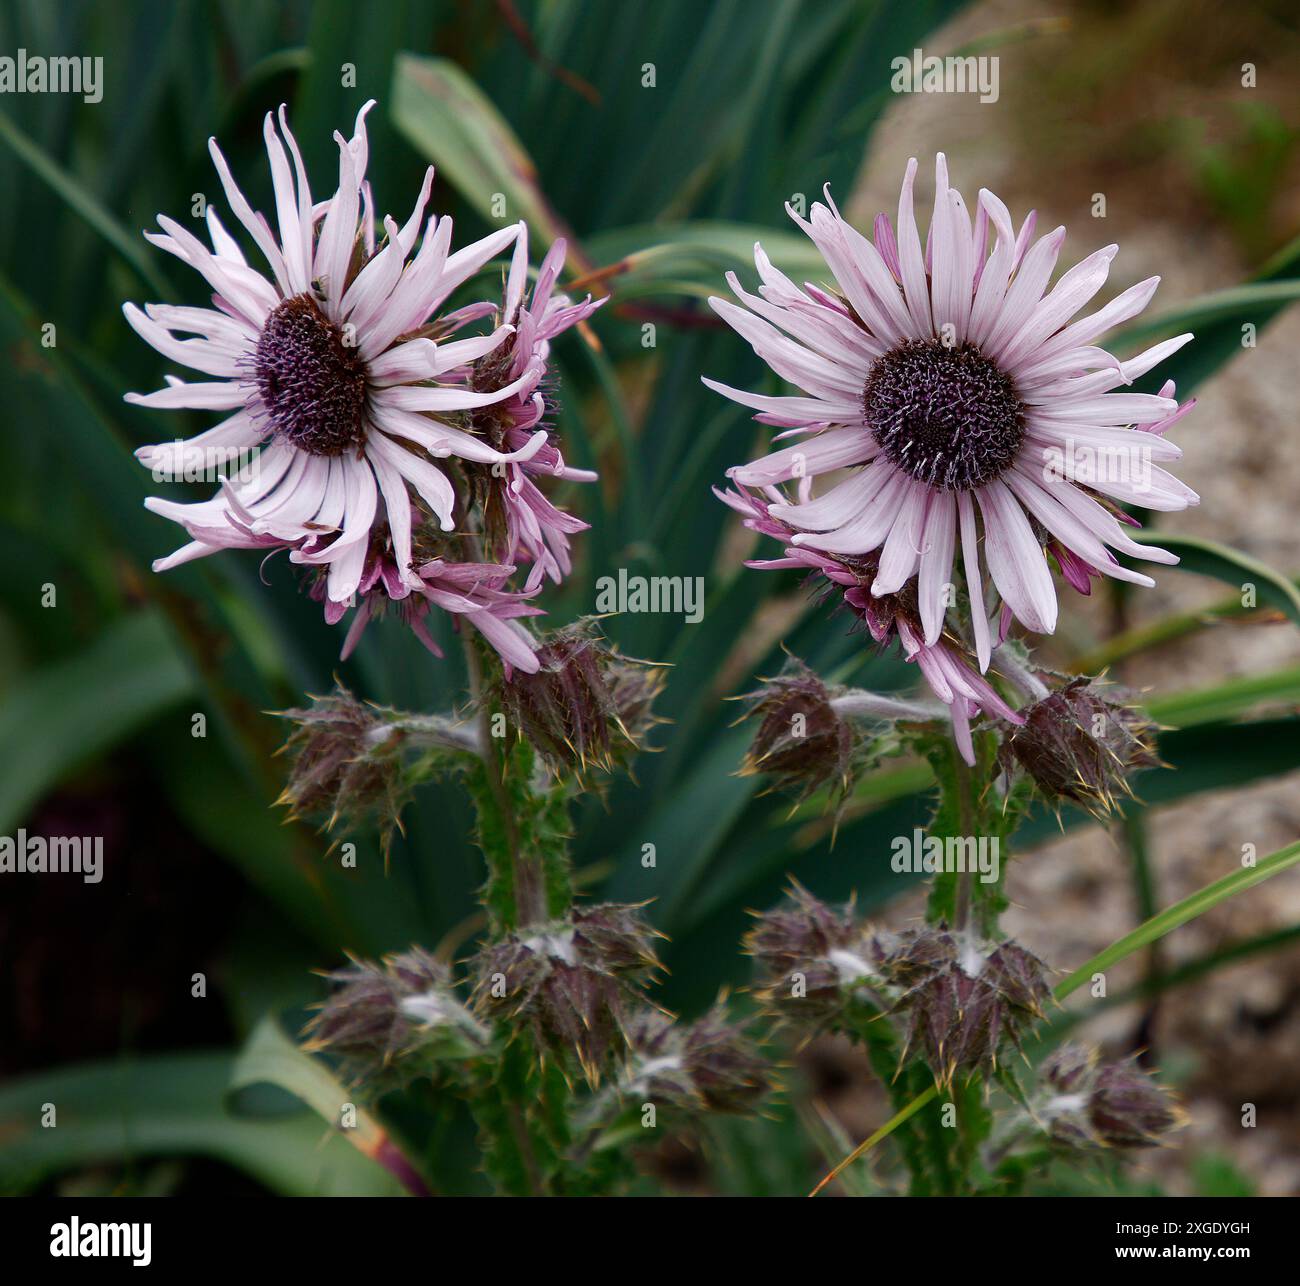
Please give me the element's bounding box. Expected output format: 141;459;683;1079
1;0;1298;1196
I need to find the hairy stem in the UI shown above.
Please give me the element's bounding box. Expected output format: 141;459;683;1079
951;748;977;935
463;632;546;927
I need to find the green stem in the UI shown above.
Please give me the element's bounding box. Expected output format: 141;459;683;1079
840;1001;955;1196
951;750;976;935
463;632;546;927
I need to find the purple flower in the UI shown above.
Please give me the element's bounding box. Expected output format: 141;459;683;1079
708;155;1197;666
124;103;593;673
436;229;604;590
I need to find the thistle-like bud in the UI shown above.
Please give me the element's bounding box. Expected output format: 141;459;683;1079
1038;1043;1184;1149
746;883;882;1024
877;926;1051;1086
276;685;479;853
736;658;861;805
1000;676;1160;817
471;902;663;1081
496;620;666;777
620;1005;772;1115
303;947;488;1088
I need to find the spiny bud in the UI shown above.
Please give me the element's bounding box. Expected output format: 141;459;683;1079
1001;676;1160;817
746;883;882;1024
622;1005;772;1115
471;903;664;1082
1038;1043;1184;1150
877;926;1051;1086
496;620;666;777
736;658;860;806
276;685;479;854
303;947;488;1088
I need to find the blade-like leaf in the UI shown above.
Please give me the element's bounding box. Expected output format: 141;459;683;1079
0;1051;400;1196
0;109;172;299
1132;530;1300;630
0;611;193;834
391;53;581;263
230;1014;428;1196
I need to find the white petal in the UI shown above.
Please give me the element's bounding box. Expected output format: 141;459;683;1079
957;490;991;671
976;480;1058;634
872;481;929;595
918;490;956;645
728;427;876;487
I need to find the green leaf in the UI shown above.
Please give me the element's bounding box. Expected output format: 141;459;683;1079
1068;586;1291;674
0;611;193;834
230;1014;428;1195
1118;242;1300;394
1055;838;1300;998
580;220;828;298
231;1013;376;1136
391;53;579;261
1121;280;1300;342
1133;531;1300;630
0;109;172;300
1147;666;1300;729
0;1052;400;1196
1042;923;1300;1044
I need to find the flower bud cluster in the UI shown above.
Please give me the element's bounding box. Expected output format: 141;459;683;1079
470;903;664;1082
618;1005;772;1116
495;619;666;778
303;947;488;1088
1035;1042;1184;1151
749;887;1051;1087
276;685;480;851
1000;673;1160;817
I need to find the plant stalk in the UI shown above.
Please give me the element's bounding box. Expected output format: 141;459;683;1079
463;631;546;927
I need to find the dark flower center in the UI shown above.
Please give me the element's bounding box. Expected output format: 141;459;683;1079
864;340;1025;491
253;294;369;456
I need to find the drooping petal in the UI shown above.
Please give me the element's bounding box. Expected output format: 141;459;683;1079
976;481;1058;634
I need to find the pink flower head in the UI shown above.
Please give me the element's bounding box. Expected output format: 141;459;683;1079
433;226;604;590
708;155;1198;675
124;103;588;672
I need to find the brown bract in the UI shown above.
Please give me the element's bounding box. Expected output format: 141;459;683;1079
1002;676;1160;816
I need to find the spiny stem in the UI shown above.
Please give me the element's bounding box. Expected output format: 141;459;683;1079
951;746;977;935
506;1102;544;1197
463;631;545;926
